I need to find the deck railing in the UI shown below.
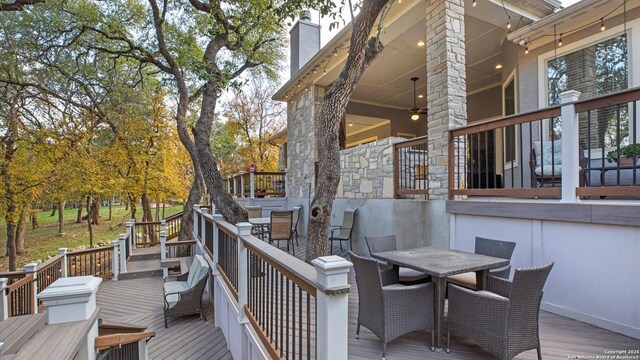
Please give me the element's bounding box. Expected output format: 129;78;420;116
67;246;115;280
134;221;161;247
164;212;182;240
6;273;36;317
227;169;287;198
448;87;640;200
193;206;352;360
36;254;64;293
393;135;429;198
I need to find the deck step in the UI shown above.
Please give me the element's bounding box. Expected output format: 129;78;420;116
120;258;162;280
129;247;161;261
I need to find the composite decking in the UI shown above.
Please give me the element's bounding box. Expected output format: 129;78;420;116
95;236;639;360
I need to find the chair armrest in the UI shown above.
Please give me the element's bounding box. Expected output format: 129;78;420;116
489;265;511;280
383;282;435;326
486;275;512;298
164;272;189;282
163;276;207;309
448;283;510;338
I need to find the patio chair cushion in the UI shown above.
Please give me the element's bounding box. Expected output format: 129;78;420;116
447;272;476;288
534;164;562;176
399;267;430;283
164;281;190;309
186;255;209;288
533;140;562;167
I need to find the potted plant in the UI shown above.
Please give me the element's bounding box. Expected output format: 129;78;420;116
606;144;640;166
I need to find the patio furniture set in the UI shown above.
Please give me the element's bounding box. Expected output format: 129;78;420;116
353;235;554;360
247;205;303;254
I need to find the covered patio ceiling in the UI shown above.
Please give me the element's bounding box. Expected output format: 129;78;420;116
308;0;548;110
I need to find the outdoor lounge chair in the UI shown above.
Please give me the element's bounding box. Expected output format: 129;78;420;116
163;254;210;328
447;262;554;359
267;210;295;254
291;205;302;246
329;208;358;255
365;234;430;284
349;251;435;359
447;236;516;289
530;140;588;188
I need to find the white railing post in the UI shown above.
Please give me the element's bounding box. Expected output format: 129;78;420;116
250;168;255;199
111;240;119;281
236;222;252;324
233;175;238;197
193;205;201;241
130;218;136;249
58;248;68;278
25;262;38;314
138;338;149;360
212;214;223;268
312;256;353;360
160;230;167;278
240;173;245;198
560;90;582;203
119;234;127;273
0;278;8;321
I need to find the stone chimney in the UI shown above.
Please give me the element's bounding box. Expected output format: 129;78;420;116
290;10;320;77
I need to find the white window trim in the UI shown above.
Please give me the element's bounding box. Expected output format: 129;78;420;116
537;19;640;140
503;69;519;170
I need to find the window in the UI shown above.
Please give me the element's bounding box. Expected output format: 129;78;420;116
546;34;628;146
503;73;517;166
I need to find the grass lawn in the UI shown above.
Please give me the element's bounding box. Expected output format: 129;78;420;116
0;204;183;271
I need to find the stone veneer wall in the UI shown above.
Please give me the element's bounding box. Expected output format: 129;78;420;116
286;86;324;198
336;137;406;199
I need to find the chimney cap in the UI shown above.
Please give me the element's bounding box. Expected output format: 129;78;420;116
300;9;312;22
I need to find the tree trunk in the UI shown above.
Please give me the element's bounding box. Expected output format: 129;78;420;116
16;207;27;255
124;199;129;211
50;205;57;217
30;211;38;229
90;197;100;225
5;217;17;271
305;0;388;262
128;195;137;220
2;92;20;270
86;195;93;248
178;174;204;241
155;198;160;221
108;195;113;221
58;200;65;234
193;86;247;224
76;200;83;223
141;193;156;243
162;203;165;219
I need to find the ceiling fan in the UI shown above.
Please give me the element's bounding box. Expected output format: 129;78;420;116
409;77;428;120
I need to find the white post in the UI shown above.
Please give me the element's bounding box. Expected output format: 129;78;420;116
58;248;68;278
138;338;149;360
160;230;167;278
240;173;245;198
233;175;238;197
560;90;582;203
200;207;209;250
119;234;127;273
312;256;353;360
110;240;119;281
0;278;8;321
130;218;136;249
250;168;255;199
24;263;38;314
236;222;252;324
212;214;223;268
193;205;201;241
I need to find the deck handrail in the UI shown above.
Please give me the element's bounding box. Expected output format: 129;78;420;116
393;136;429;198
226;169;287;198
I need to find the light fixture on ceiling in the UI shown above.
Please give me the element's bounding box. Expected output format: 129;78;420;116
409;77;428;121
524;42;529;54
418;94;424;99
417;40;425;47
600;18;606;32
558;34;563;47
348;123;353;127
495;64;503;69
472;0;476;7
507;21;511;29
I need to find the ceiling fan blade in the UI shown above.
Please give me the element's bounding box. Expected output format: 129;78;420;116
418;107;429;115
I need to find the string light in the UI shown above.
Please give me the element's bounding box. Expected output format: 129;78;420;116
507;20;511;29
558;33;563;47
333;48;338;57
472;0;476;7
525;43;529;54
600;18;606;32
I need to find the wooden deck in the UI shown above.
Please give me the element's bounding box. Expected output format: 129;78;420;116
96;277;231;360
93;236;639;360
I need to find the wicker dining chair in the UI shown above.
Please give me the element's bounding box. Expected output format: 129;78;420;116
447;262;555;360
246;206;262;219
365;234;430;284
329;208;358;254
448;236;516;289
268;210;294;253
291;206;302;246
349;251;434;359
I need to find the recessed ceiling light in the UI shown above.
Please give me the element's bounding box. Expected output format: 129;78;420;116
495;64;503;69
418;94;424;99
417;41;425;47
348;123;353;127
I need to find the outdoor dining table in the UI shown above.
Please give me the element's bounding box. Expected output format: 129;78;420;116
371;246;509;350
248;217;270;240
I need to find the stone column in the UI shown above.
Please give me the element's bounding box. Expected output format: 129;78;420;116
426;0;467;199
